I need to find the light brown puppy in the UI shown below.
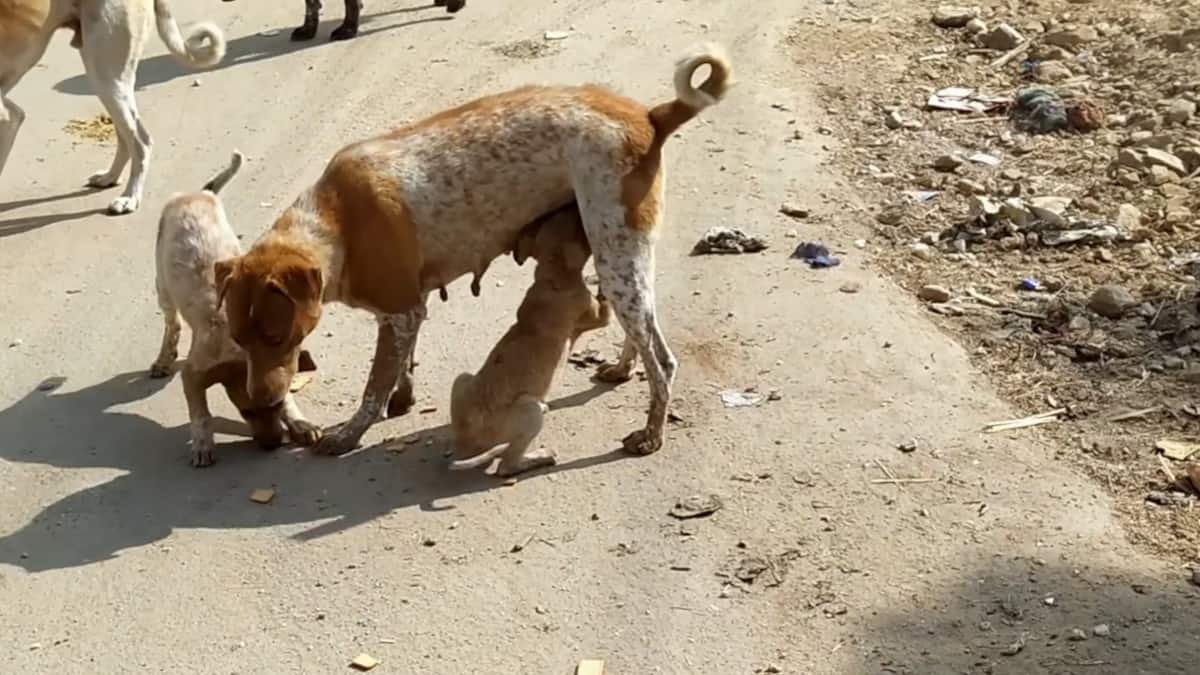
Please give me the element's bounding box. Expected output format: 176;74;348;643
152;152;320;467
1;0;225;214
214;45;733;458
448;204;609;477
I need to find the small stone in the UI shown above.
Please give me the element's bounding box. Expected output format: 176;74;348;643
839;281;862;294
981;23;1025;51
1165;99;1196;125
1177;146;1200;172
1191;568;1200;587
8;339;22;348
931;6;978;28
1149;165;1179;186
1035;61;1074;83
932;154;963;172
1069;628;1088;641
1043;25;1099;48
1088;285;1136;319
1092;624;1111;638
1142;148;1187;176
780;203;809;219
964;18;987;34
918;284;952;303
1115;203;1141;230
897;440;918;453
910;243;934;261
1095;248;1113;263
351;653;380;671
956;178;987;195
249;488;275;504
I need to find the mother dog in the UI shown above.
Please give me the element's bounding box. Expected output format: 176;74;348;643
213;45;732;457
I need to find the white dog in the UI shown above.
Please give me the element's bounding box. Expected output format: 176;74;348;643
0;0;226;214
152;151;321;467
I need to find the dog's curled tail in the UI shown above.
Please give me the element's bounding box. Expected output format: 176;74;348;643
650;44;734;140
153;0;227;68
203;151;245;194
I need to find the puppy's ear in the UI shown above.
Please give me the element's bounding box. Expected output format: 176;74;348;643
297;349;318;373
512;226;539;266
214;258;237;310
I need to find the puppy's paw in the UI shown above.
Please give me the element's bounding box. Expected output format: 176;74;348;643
86;171;121;189
190;440;216;467
149;361;173;378
290;22;318;41
621;428;662;456
496;452;556;478
106;195;140;215
330;22;359;41
594;362;633;384
386;387;416;418
286;418;323;446
443;0;465;12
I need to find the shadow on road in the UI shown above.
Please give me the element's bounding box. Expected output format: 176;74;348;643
862;556;1200;675
0;370;626;572
54;5;456;96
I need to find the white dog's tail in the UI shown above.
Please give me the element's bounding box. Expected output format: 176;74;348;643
203;151;244;194
153;0;227;68
649;44;734;142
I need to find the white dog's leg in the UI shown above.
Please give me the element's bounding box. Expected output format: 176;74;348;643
81;28;151;214
0;94;26;179
282;393;321;446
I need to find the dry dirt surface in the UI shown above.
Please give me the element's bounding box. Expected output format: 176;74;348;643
1;1;1198;674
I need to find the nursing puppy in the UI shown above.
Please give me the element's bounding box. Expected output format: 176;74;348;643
151;152;320;467
448;204;609;477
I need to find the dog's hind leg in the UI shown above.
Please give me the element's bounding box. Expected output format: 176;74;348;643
494;396;554;477
0;94;26;179
80;27;152;214
574;173;676;456
150;281;182;378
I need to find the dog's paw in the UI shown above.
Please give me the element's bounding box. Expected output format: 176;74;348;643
290;23;318;41
149;362;173;379
443;0;465;12
386;387;416;418
330;22;359;41
106;195;140;215
190;440;216;468
621;428;663;456
312;428;361;456
496;451;556;478
286;418;323;446
594;362;634;384
86;171;121;189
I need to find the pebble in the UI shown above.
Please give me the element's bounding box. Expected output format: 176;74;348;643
1036;61;1074;83
1164;99;1196;125
839;281;862;294
1068;628;1088;641
1142;148;1187;175
932;154;963;172
1087;285;1135;319
910;243;935;261
964;18;987;35
931;6;978;28
1092;624;1111;638
918;284;952;303
1148;165;1179;186
1115;203;1142;230
981;23;1025;51
1043;25;1099;48
956;178;987;195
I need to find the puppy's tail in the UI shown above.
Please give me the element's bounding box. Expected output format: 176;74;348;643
203;151;244;194
447;445;508;472
649;44;734;142
153;0;227;68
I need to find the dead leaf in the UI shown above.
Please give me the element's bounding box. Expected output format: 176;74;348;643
289;373;313;393
1156;439;1200;461
249;488;275;504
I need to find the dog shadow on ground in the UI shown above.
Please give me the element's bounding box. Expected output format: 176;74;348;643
0;369;627;573
0;189;109;239
53;4;455;96
862;556;1200;674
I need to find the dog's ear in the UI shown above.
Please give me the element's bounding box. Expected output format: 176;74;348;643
512;226;539;265
214;258;238;310
297;349;318;373
256;263;323;344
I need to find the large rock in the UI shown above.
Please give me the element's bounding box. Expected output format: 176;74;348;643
1088;285;1136;319
1043;25;1100;48
1115;203;1142;230
1165;99;1197;125
1142;148;1187;176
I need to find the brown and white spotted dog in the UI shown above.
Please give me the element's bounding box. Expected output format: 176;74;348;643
213;44;732;458
448;204;610;477
152;151;321;467
290;0;465;42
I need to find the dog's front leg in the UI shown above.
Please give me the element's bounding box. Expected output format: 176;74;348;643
282;393;322;446
181;365;218;467
0;95;27;178
291;0;322;41
313;307;425;455
330;0;362;40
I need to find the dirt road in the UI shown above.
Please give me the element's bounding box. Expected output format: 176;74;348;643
1;1;1197;673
